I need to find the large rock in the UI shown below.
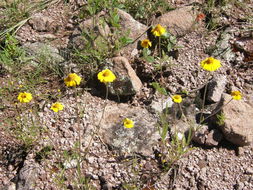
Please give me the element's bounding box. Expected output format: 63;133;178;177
153;6;196;37
116;9;148;56
98;103;160;156
69;11;111;50
212;93;253;146
108;56;142;96
68;9;147;57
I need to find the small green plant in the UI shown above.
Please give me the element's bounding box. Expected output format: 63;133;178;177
0;33;28;73
122;0;172;25
216;112;226;126
73;8;133;80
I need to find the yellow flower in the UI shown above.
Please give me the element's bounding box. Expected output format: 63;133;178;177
17;92;33;103
123;118;134;128
50;102;64;112
97;69;116;83
200;57;221;71
151;24;166;37
141;39;152;48
64;73;82;87
231;91;242;100
172;95;182;103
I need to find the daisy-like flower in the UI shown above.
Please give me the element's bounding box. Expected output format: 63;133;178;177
64;73;82;87
97;69;116;83
123;118;134;128
172;95;182;103
141;39;152;48
17;92;33;103
231;91;242;100
151;24;166;37
50;102;64;113
200;57;221;72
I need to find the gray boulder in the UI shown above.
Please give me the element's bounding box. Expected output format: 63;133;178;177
98;103;160;156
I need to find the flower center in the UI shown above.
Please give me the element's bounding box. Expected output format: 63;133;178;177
232;91;240;96
205;57;214;64
103;71;110;77
174;95;180;99
21;94;27;98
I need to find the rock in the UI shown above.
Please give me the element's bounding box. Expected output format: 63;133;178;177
16;159;39;190
68;11;110;50
206;75;227;103
212;93;253;146
245;168;253;175
2;183;16;190
205;129;223;146
234;37;253;62
79;11;110;35
98;103;160;156
192;125;208;145
153;6;196;37
150;97;173;113
68;9;147;57
23;42;64;64
210;28;235;62
108;56;142;96
192;126;223;146
29;14;57;32
116;9;148;56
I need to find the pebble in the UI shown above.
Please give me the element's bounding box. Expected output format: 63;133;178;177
245;168;253;175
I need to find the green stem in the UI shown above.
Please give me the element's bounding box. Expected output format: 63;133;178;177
159;36;161;58
199;72;211;124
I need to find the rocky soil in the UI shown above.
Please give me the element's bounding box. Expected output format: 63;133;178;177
0;0;253;190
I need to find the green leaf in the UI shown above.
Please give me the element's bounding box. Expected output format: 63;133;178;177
144;55;155;63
